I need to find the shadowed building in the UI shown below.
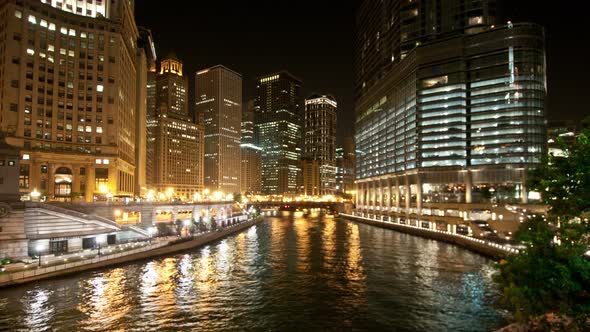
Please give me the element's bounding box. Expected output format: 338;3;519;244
241;100;261;194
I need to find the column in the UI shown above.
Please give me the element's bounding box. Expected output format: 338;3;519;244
386;177;392;210
85;163;95;202
405;175;410;214
465;170;472;204
416;173;422;214
520;171;528;204
47;163;55;200
395;177;400;209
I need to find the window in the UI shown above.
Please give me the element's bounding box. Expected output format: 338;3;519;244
80;167;86;176
19;164;29;189
41;165;48;173
15;10;22;19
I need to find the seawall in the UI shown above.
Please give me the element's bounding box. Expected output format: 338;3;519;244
0;217;263;288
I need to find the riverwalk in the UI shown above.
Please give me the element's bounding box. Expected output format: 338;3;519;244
341;213;518;259
0;217;263;288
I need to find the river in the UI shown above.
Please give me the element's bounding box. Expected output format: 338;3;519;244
0;213;505;331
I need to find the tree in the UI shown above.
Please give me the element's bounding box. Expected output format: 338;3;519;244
174;219;183;237
494;216;590;324
529;123;590;219
495;117;590;328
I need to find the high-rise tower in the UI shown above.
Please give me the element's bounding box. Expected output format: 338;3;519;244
354;0;546;227
255;72;303;195
195;65;242;195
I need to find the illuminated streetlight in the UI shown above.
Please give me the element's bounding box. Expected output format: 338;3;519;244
193;192;201;202
31;189;41;201
36;244;43;266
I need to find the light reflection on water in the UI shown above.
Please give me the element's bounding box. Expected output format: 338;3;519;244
0;215;505;331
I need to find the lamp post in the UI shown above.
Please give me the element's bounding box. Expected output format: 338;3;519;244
96;236;104;256
36;244;43;267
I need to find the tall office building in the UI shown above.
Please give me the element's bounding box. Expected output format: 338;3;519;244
195;65;242;195
336;136;356;195
303;94;337;195
0;0;147;201
354;0;546;226
139;28;157;189
153;55;204;199
240;100;261;194
255;72;303;195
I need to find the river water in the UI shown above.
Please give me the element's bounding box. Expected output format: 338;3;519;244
0;214;505;331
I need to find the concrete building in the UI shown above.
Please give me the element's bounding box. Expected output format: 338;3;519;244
153;55;204;200
255;71;303;195
354;0;546;228
240;100;261;194
0;0;148;201
195;65;242;195
303;95;337;196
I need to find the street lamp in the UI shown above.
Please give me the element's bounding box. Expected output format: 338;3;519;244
36;244;43;266
31;189;41;202
148;226;157;243
96;236;105;256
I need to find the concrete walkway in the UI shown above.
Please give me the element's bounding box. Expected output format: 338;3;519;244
0;217;263;288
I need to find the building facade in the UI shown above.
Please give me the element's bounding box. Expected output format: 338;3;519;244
303;94;337;196
354;1;546;228
255;72;303;195
195;65;242;195
139;27;157;189
0;0;147;201
153;55;204;199
336;136;355;196
240;100;261;194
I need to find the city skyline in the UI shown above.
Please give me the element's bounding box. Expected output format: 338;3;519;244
136;0;590;142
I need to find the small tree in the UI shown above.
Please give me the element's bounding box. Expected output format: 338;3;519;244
495;117;590;327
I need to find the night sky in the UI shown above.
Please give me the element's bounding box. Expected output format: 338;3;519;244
135;1;590;142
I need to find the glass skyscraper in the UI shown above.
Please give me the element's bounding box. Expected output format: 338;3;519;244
354;0;546;229
255;72;302;195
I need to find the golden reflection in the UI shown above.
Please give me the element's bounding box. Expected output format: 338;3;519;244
321;217;337;271
137;258;179;323
345;222;365;281
195;246;218;294
293;216;311;273
77;268;132;329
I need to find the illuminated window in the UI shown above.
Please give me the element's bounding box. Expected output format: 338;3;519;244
28;15;36;24
96;85;104;92
15;10;22;19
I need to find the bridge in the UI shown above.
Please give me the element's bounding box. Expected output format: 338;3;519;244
247;201;348;214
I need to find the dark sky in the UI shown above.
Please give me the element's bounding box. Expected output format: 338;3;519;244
135;1;590;142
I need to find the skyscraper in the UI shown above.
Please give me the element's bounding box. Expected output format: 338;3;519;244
153;55;204;199
0;0;147;201
139;28;157;189
303;95;337;196
195;65;242;195
336;136;356;196
355;0;546;226
255;72;303;195
241;100;261;194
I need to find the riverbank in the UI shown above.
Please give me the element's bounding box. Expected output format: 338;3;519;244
0;217;263;288
340;214;516;259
